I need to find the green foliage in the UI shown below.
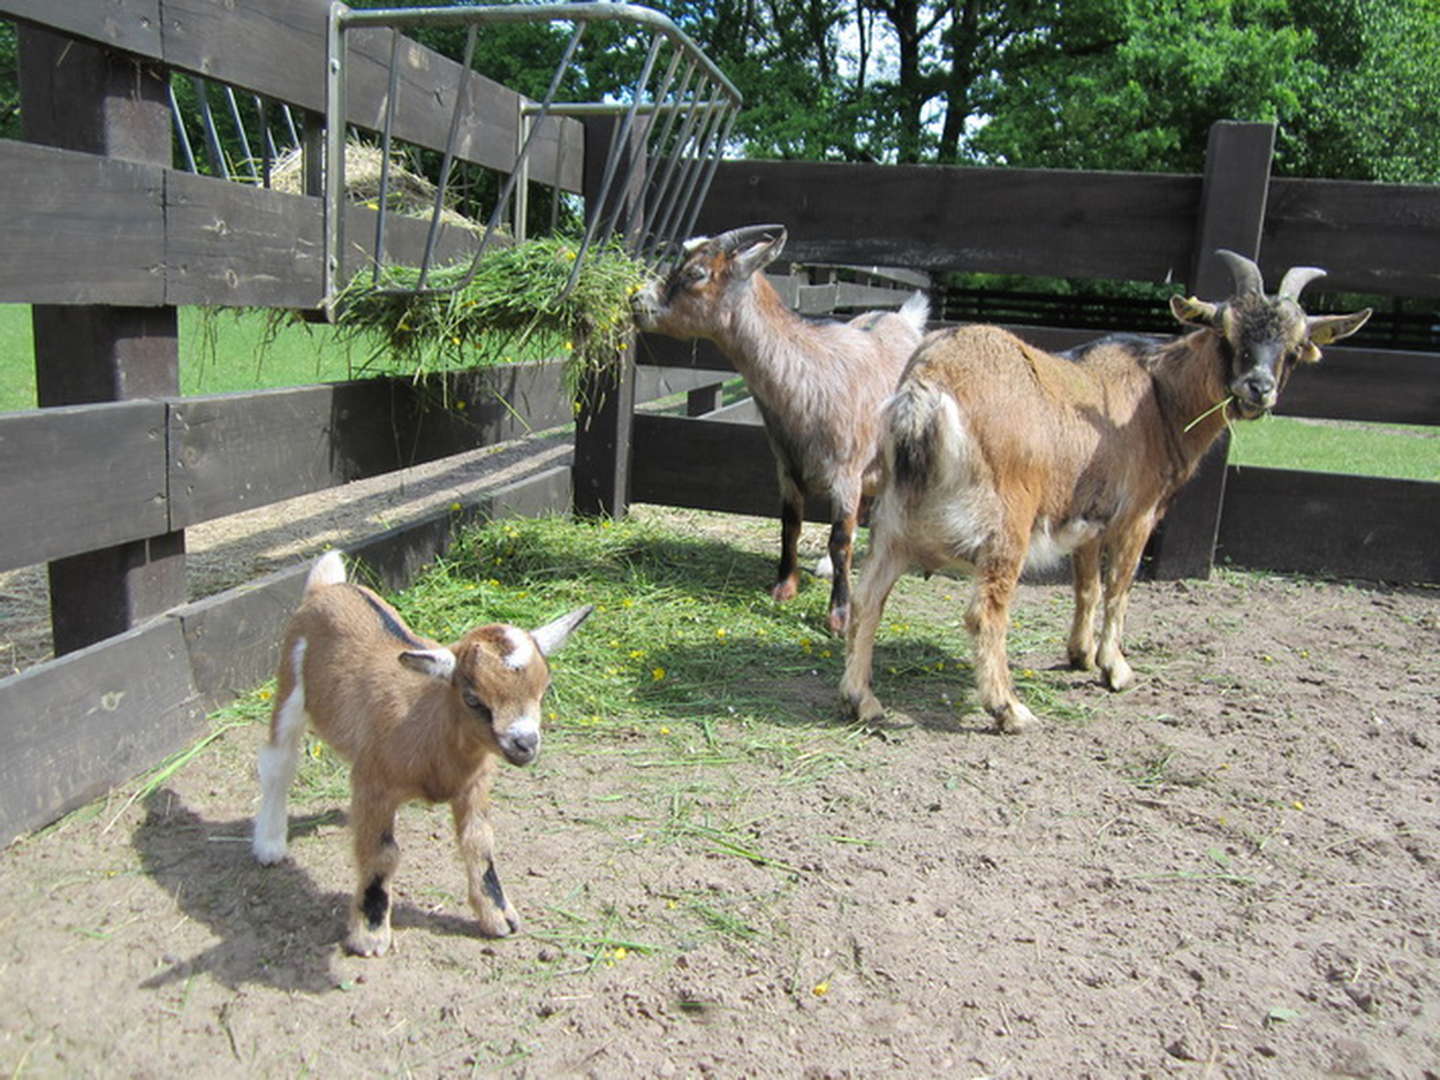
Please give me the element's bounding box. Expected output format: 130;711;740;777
0;20;17;143
331;236;648;393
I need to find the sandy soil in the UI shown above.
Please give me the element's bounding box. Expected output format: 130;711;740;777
1;498;1437;1079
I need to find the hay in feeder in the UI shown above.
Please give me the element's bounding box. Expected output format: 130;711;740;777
270;141;479;229
331;235;649;394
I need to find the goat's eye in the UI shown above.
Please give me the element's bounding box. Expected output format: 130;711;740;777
685;265;708;285
461;689;485;711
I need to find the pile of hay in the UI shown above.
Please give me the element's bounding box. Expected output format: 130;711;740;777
270;142;477;229
332;235;650;392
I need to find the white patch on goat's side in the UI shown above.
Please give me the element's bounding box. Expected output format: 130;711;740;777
500;626;537;670
1026;517;1101;571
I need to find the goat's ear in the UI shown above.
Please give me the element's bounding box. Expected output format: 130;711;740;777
1169;294;1222;329
531;605;594;657
732;229;787;281
1306;308;1372;347
399;647;457;682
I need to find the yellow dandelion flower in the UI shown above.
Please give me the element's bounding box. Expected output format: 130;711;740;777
659;726;671;735
612;946;627;960
819;649;832;659
812;981;830;997
450;502;463;512
1292;800;1306;811
630;649;647;659
715;627;728;640
651;667;666;682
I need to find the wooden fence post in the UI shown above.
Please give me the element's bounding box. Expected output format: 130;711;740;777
573;115;644;518
1146;120;1275;580
19;27;186;653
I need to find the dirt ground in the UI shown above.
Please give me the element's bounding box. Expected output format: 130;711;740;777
2;494;1438;1078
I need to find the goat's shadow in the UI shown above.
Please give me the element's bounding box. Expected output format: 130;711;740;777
133;788;480;995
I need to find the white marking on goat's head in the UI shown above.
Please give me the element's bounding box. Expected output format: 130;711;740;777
1169;249;1371;419
631;224;788;339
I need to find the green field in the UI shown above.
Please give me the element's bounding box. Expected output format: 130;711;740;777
1;303;1435;481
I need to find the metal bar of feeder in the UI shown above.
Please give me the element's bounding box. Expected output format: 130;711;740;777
224;85;259;181
416;23;478;292
169;82;198;173
654;90;732;264
281;102;301;149
336;3;741;108
191;76;229;179
672;104;737;258
324;1;348;308
635;66;707;255
371;27;404;286
637;57;698;220
646;83;723;262
601;34;683;246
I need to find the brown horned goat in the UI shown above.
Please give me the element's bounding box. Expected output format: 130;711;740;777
632;224;929;634
252;550;592;956
841;250;1371;732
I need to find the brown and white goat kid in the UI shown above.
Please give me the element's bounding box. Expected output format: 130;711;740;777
841;250;1370;732
632;224;929;634
252;550;592;956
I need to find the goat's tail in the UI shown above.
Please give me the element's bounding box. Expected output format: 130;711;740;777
883;376;951;497
897;290;930;336
305;549;348;595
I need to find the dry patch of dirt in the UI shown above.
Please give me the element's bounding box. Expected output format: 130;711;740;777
1;507;1438;1078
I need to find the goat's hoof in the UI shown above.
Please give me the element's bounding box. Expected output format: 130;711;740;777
1101;659;1135;692
993;702;1040;734
251;838;288;865
771;579;799;603
826;606;849;636
842;689;885;726
475;908;520;938
1067;647;1096;671
344;927;392;957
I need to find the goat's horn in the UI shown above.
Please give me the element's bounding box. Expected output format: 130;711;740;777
1277;265;1326;301
717;224;787;252
1215;249;1265;296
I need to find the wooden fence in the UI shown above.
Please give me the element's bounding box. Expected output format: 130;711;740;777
2;2;1437;845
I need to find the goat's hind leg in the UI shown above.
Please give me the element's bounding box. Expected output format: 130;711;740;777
252;641;309;864
840;533;907;724
824;506;860;635
1067;539;1102;671
966;555;1038;733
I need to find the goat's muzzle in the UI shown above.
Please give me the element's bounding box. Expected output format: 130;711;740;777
499;728;540;767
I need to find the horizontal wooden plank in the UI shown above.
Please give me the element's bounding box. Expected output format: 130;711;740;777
630;412;829;522
0;0;161;56
0;140;165;304
695;160;1201;281
165;170;486;307
1218;467;1440;582
634;365;735;403
0;400;169;572
169;361;572;527
1264;177;1440;298
0;617;204;847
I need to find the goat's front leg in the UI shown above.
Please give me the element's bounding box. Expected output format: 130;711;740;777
452;770;519;938
840;533;907;724
824;507;860;635
1095;524;1151;692
345;782;403;957
966;555;1036;733
771;473;805;603
1067;539;1102;670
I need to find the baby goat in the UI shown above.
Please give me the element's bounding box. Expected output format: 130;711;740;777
252;550;592;956
633;224;929;634
842;250;1370;732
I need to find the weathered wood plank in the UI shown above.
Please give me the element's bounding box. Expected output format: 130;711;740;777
0;618;204;847
630;413;829;522
169;362;572;528
694;159;1200;280
0;140;165;305
1219;467;1440;582
1275;345;1440;426
1265;177;1440;298
0;0;161;56
0;400;168;572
